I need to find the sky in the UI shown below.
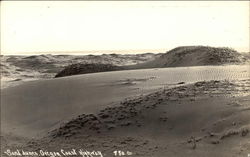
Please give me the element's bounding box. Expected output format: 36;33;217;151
1;1;249;55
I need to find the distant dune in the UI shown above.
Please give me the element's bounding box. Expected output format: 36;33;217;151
1;53;159;88
2;46;248;81
54;46;249;78
127;46;248;69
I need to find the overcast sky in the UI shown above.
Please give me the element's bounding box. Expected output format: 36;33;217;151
1;1;249;55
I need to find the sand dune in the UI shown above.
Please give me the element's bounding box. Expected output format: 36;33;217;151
54;46;249;78
1;53;159;88
1;65;250;157
128;46;248;69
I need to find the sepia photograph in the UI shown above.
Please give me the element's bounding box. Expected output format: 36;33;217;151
1;1;250;157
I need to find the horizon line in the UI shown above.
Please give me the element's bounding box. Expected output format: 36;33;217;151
1;46;249;56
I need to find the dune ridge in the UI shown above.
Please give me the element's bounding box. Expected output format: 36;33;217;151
127;46;248;69
54;46;249;78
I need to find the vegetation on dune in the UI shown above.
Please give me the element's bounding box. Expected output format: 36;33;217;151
55;63;124;78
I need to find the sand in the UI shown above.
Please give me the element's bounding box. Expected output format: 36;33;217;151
1;65;250;157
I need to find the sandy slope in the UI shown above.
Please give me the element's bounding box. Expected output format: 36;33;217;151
1;65;250;157
2;79;250;157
